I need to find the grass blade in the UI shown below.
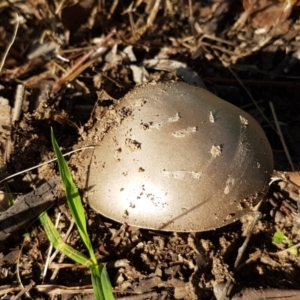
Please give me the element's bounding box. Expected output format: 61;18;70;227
91;265;115;300
51;128;96;261
49;129;115;299
39;212;94;268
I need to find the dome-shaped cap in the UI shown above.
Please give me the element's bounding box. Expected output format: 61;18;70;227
85;82;273;231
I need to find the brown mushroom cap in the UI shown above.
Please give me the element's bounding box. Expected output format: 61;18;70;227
86;82;273;232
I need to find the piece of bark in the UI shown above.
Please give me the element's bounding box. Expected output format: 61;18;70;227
0;178;60;240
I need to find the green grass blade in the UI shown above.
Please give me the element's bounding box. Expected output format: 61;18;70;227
4;184;14;206
91;265;115;300
51;128;96;262
39;212;94;268
50;129;114;299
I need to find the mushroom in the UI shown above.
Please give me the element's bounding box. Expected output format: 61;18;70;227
85;81;273;232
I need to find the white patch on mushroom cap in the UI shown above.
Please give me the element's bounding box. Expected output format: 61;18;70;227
162;170;202;180
141;122;163;130
210;145;222;157
224;176;235;194
209;111;215;123
239;115;249;127
191;171;202;179
168;112;181;122
134;98;147;107
172;126;197;137
125;139;141;151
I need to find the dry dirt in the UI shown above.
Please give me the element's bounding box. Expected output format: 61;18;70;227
0;0;300;299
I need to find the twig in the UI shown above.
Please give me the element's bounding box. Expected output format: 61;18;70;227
270;240;300;256
228;67;276;133
0;146;94;185
41;212;62;282
188;0;196;48
269;101;294;171
16;239;33;299
130;0;161;40
220;211;262;300
50;219;75;280
203;77;300;89
231;287;300;300
0;13;19;73
108;0;119;19
49;258;130;270
51;30;116;93
12;84;25;123
10;281;34;300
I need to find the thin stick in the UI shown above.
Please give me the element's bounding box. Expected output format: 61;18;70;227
271;241;300;255
0;13;19;73
10;281;34;300
41;212;61;283
269;101;294;170
220;211;262;300
0;146;94;184
228;67;276;133
188;0;196;48
16;239;34;299
12;84;25;123
51;30;115;93
50;219;75;280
